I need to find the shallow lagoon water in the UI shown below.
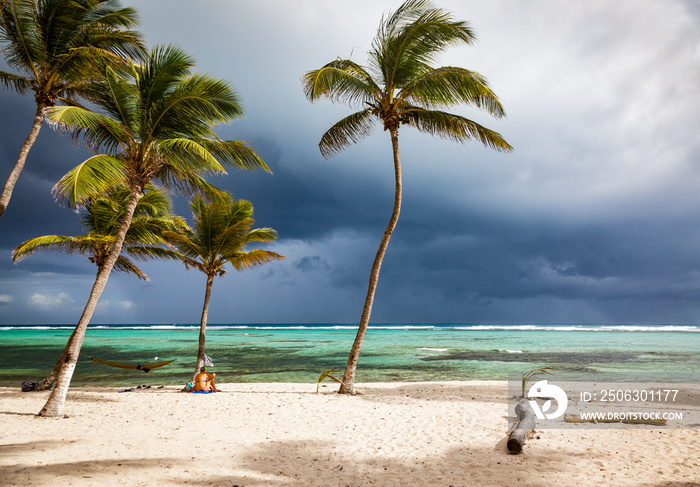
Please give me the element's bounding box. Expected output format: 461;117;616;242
1;324;698;387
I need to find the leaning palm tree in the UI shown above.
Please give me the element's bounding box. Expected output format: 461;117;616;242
302;0;513;394
163;193;284;383
37;44;270;417
13;185;184;390
0;0;145;219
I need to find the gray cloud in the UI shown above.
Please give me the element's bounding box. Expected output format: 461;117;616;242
1;1;700;324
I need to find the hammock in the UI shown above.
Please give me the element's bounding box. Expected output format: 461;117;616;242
88;356;174;373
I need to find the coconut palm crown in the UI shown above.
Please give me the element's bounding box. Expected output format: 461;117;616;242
13;185;184;280
50;44;269;207
302;0;512;394
163;193;285;382
0;0;146;219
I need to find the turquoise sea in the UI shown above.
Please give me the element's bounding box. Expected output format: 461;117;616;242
1;324;699;387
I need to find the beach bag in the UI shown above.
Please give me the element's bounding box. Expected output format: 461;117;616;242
185;382;194;392
22;381;37;392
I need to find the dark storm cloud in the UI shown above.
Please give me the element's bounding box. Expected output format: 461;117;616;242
1;1;700;324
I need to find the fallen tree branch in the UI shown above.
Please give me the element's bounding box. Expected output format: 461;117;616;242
507;399;536;453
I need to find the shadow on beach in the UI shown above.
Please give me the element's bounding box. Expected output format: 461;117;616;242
165;439;588;487
1;453;185;486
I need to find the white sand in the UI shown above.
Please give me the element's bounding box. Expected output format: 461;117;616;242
1;381;699;486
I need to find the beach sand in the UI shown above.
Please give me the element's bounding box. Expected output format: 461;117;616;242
1;381;698;486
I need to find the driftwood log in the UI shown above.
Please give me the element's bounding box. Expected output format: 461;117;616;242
507;399;536;453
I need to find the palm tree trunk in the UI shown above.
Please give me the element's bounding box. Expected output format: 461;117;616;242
35;328;78;391
38;189;142;417
339;127;402;395
0;105;45;219
191;274;214;383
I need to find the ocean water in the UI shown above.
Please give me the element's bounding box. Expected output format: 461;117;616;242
0;324;698;387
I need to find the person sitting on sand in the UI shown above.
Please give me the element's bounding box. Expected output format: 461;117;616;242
194;366;219;392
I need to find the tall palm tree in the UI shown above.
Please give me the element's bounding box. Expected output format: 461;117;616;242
13;185;184;390
163;193;284;383
38;44;270;416
302;0;513;394
0;0;145;219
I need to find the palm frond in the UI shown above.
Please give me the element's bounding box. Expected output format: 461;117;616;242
213;218;255;257
148;76;243;140
245;228;279;244
137;43;194;112
376;4;476;88
156;164;227;199
0;69;31;93
157;137;225;173
122;245;184;263
84;2;141;30
401;66;506;116
161;229;204;262
199;139;271;173
403;108;512;152
302;60;378;105
100;65;138;131
319;109;376;158
113;255;149;280
230;249;285;271
46;105;130;152
12;235;83;262
0;0;41;76
53;154;127;208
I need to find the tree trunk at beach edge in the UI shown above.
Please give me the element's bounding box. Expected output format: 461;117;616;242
339;128;402;395
34;329;77;391
191;274;214;383
38;190;142;417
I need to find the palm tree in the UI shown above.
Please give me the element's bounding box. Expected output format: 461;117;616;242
37;44;270;416
0;0;145;219
302;0;513;394
163;193;284;383
13;185;184;390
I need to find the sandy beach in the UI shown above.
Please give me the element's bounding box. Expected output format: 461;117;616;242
1;381;698;486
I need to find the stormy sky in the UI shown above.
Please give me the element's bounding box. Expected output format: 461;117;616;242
1;0;700;325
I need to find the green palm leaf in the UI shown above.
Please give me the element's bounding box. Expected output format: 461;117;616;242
302;60;378;105
12;235;84;262
403;108;512;151
166;193;284;277
14;184;182;282
230;249;285;271
319;109;376;158
52;154;127;208
0;68;31;93
402;67;505;115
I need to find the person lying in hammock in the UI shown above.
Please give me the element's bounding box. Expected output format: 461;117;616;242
194;366;219;392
